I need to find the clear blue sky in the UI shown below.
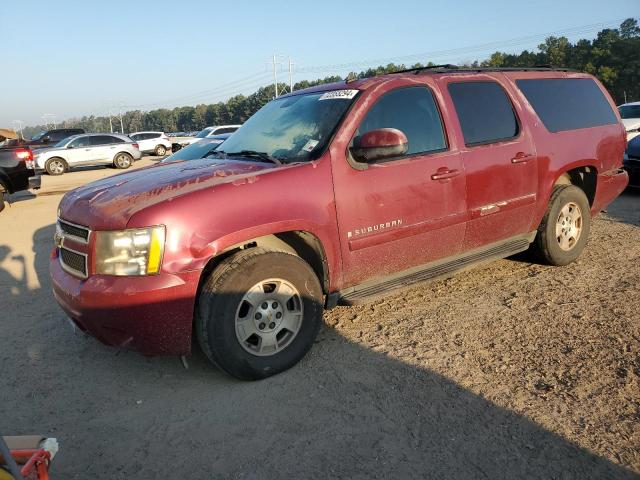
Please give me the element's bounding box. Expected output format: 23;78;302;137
1;0;637;127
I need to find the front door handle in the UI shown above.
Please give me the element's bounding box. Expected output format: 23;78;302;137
511;152;534;163
431;168;460;181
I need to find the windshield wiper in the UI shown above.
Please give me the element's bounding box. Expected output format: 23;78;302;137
224;150;283;165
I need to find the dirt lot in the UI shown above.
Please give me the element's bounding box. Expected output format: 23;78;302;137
1;161;639;479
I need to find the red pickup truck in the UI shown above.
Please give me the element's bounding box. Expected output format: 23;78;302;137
50;67;628;380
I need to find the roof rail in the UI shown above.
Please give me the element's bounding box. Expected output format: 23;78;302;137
386;64;577;76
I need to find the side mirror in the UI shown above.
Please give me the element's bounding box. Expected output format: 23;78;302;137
67;144;74;149
42;136;50;143
350;128;408;163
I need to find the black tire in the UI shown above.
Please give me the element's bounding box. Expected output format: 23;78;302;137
154;145;167;156
0;190;5;213
113;152;133;169
196;248;324;380
532;185;591;266
45;157;67;176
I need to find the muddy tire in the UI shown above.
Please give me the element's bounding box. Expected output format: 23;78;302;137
532;185;591;266
196;248;324;381
45;157;67;176
113;152;133;169
154;145;167;156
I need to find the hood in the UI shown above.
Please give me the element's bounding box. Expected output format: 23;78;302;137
59;158;275;229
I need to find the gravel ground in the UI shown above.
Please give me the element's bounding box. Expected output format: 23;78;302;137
1;167;638;479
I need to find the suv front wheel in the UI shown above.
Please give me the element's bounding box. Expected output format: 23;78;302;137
196;248;324;380
533;185;591;266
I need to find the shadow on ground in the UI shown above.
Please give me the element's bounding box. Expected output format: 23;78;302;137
0;223;636;479
605;188;640;227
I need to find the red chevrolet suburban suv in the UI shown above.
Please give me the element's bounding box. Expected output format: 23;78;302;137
50;67;628;380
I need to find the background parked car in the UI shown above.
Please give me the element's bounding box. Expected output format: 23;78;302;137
0;145;40;212
172;125;241;151
129;131;172;156
160;134;230;163
623;134;640;187
27;128;85;148
618;101;640;140
35;133;141;175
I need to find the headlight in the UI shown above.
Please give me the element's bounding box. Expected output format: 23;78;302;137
95;226;165;276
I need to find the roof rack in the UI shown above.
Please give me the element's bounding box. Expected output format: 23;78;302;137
388;64;577;76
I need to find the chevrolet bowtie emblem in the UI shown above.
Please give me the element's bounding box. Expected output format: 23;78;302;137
54;232;64;248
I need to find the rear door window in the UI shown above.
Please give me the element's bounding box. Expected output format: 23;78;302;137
354;86;447;158
448;81;519;146
516;78;618;132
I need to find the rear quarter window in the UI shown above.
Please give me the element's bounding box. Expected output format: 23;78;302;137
516;78;618;133
448;81;519;146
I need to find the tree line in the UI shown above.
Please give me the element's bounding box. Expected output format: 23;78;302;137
22;18;639;139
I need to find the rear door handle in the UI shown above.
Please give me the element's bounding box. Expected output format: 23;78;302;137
431;168;460;180
511;153;534;163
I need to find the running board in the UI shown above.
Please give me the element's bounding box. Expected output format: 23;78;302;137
329;233;535;307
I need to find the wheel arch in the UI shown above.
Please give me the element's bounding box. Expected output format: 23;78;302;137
197;230;330;296
551;164;598;207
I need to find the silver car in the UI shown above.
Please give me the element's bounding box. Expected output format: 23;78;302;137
35;133;142;175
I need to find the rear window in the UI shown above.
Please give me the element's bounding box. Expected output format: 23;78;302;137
516;78;618;133
448;82;519;146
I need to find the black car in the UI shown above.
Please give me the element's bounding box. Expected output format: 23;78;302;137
623;135;640;187
27;128;85;149
0;146;41;212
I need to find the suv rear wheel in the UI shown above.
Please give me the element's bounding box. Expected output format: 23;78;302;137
196;248;324;380
45;157;67;176
113;152;133;169
154;145;167;156
533;185;591;266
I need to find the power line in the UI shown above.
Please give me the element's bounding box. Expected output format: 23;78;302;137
120;71;272;109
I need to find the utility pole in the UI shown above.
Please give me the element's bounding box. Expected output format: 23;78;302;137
11;120;23;138
109;113;113;133
41;114;57;129
288;57;295;94
273;53;279;98
119;109;124;134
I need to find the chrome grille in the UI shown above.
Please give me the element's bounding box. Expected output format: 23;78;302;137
60;247;88;278
58;219;90;242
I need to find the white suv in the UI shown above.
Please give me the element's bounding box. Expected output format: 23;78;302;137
129;131;172;156
619;102;640;141
35;133;141;175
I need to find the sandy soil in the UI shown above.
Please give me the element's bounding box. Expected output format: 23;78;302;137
1;163;638;479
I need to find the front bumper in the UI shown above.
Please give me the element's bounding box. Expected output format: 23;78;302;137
50;251;201;355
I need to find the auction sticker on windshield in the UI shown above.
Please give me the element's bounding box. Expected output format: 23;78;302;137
302;139;319;152
319;89;359;100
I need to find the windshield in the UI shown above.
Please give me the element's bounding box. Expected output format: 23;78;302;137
217;90;358;163
54;136;73;147
619;105;640;119
161;139;223;163
195;128;213;138
31;131;46;141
